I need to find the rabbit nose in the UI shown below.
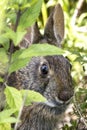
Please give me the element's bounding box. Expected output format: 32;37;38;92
58;90;73;102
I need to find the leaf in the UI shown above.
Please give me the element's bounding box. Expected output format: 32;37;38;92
9;44;64;73
0;123;11;130
0;48;8;63
5;28;27;46
0;117;19;124
0;35;9;50
21;90;46;106
9;57;29;73
4;86;22;110
0;77;4;83
0;109;17;120
19;44;64;58
18;0;42;30
0;109;18;125
0;48;8;75
14;31;27;46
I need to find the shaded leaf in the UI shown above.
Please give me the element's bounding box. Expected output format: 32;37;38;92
9;57;29;73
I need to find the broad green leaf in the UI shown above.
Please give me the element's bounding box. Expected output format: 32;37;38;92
0;123;11;130
19;44;64;58
5;28;16;44
0;109;17;120
0;109;18;125
9;57;29;73
21;90;46;106
4;86;22;110
9;44;64;73
5;28;26;46
18;0;42;30
14;31;27;46
0;117;19;124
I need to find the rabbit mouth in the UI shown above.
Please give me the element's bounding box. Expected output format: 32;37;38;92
45;97;72;108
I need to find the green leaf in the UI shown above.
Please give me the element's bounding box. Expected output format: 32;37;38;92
0;123;11;130
18;0;42;30
19;44;64;58
9;57;29;73
0;77;4;83
21;90;46;106
5;28;26;46
9;44;64;73
0;117;19;124
0;35;9;50
4;86;22;110
0;109;17;120
0;48;8;75
14;31;27;46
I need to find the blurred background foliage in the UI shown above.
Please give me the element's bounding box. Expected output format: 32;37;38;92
39;0;87;129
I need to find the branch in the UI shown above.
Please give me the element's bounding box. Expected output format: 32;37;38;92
3;9;21;87
73;93;87;128
71;0;84;26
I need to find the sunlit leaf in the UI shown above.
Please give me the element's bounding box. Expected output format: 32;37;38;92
18;0;42;30
0;117;19;124
0;123;11;130
19;44;64;58
21;90;46;106
4;86;22;110
9;44;64;73
0;109;16;119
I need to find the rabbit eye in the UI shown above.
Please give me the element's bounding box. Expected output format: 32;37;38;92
40;64;49;75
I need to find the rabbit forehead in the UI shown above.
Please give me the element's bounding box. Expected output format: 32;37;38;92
44;55;70;69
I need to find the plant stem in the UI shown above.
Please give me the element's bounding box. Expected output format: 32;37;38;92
3;9;21;87
71;0;84;26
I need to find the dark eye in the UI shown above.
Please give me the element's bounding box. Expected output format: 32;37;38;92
40;64;49;75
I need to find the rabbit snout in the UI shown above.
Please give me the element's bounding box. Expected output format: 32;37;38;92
58;89;74;102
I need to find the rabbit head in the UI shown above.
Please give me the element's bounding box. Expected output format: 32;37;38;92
28;4;74;107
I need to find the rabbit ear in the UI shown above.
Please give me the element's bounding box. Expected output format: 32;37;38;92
31;22;42;44
44;4;64;47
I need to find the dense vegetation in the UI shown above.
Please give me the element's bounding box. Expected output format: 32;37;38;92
0;0;87;129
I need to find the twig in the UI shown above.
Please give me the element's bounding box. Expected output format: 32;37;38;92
75;26;87;33
73;93;87;128
14;90;28;130
71;0;84;26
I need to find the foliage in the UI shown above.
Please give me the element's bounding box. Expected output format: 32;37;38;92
0;87;46;130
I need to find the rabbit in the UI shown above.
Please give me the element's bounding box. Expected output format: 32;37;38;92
0;4;74;129
15;4;73;130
